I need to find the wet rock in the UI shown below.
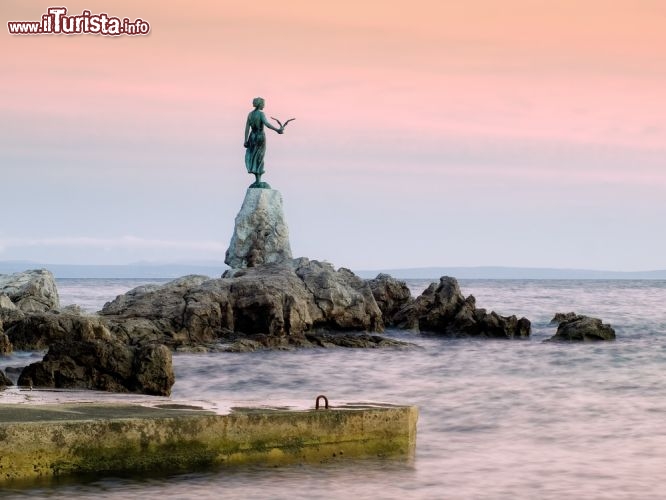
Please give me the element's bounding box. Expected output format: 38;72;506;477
131;344;175;396
393;276;531;339
547;314;616;342
219;332;412;352
0;269;60;313
367;273;414;326
220;338;273;353
0;370;11;388
0;332;12;355
10;312;174;395
0;294;25;334
303;332;411;349
4;366;23;385
1;292;26;333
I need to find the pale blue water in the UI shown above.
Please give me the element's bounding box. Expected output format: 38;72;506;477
3;278;666;499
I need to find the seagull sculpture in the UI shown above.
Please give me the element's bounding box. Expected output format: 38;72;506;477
271;117;296;130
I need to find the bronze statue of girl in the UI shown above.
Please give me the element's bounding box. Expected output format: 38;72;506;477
244;97;294;188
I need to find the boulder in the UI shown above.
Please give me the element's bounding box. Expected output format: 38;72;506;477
547;314;615;342
367;273;414;326
0;269;59;312
225;188;293;268
393;276;531;339
16;314;174;395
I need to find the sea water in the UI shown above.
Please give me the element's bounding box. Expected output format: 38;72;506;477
2;278;666;499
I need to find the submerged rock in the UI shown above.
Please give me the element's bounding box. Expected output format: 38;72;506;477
0;269;60;313
547;313;616;342
393;276;531;339
303;332;410;349
225;188;293;269
218;332;412;352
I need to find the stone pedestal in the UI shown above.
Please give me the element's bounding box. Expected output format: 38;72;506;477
225;188;293;269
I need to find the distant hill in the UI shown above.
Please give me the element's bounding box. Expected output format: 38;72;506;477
1;261;665;280
0;261;228;279
354;266;666;280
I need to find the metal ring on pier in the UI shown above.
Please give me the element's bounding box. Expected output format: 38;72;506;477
315;395;329;410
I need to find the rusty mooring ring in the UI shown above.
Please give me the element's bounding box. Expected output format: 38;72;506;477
315;395;329;410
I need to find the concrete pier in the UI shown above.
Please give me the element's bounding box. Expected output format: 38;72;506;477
0;402;417;483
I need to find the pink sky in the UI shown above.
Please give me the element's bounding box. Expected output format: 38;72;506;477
1;1;665;269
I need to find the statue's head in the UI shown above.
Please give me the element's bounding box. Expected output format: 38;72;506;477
252;97;265;109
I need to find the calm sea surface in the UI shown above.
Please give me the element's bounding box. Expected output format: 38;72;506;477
3;278;666;499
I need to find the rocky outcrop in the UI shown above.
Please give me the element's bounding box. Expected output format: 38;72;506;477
393;276;531;339
16;313;174;395
225;188;293;269
367;274;414;326
0;269;59;313
101;260;383;348
547;313;615;342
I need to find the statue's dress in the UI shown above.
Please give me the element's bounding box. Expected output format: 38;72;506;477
245;111;266;175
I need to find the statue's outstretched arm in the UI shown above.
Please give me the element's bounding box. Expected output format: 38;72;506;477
260;111;284;134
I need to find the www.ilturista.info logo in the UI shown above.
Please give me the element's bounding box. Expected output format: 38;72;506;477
7;7;150;36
